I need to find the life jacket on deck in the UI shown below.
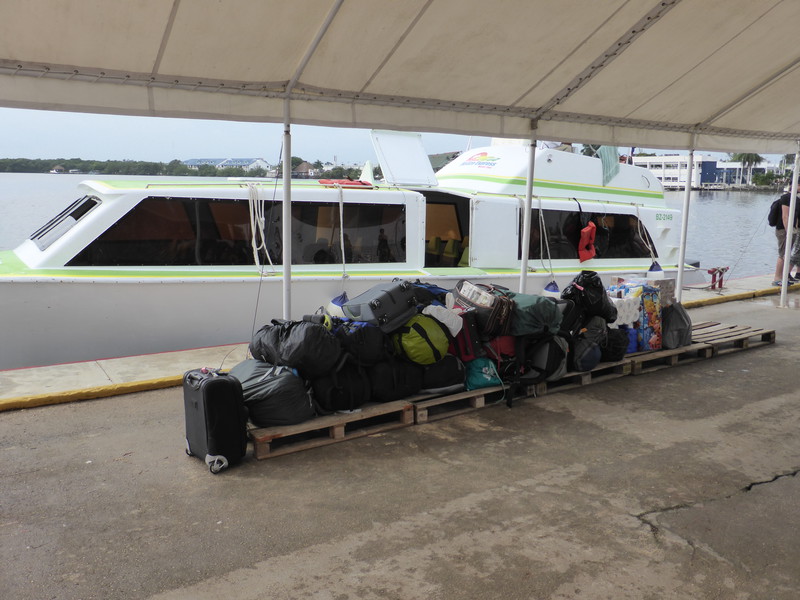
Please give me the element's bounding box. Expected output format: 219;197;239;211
578;221;597;262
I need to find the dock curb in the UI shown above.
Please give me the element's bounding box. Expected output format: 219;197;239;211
683;283;793;309
0;375;182;412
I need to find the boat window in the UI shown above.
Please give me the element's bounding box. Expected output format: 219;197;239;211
423;193;468;267
293;202;406;264
593;214;656;259
68;197;267;266
521;208;656;260
67;196;406;266
30;195;100;251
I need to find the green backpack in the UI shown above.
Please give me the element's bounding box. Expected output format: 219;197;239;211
392;314;451;365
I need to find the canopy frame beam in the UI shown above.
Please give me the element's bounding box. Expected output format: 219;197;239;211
531;0;681;119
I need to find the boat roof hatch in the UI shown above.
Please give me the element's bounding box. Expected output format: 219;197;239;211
371;130;438;187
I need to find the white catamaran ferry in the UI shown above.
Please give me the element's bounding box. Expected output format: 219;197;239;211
1;134;685;370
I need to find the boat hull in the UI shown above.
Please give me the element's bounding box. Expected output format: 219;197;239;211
1;265;680;370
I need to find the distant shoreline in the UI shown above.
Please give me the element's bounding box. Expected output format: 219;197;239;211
0;157;362;179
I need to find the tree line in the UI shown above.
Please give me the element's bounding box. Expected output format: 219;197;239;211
0;157;366;179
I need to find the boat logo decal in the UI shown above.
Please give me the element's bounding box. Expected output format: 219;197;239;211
462;152;500;168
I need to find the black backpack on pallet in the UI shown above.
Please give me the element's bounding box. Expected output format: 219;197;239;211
333;319;393;366
570;316;607;372
368;358;424;402
311;354;371;413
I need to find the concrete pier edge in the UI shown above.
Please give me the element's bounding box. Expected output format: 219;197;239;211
0;375;182;412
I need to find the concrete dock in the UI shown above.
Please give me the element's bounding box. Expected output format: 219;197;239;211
1;275;799;599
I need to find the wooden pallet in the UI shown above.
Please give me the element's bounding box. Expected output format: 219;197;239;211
629;321;775;374
530;360;632;396
249;400;413;460
410;385;505;423
628;341;714;374
531;320;775;388
246;321;774;460
689;321;776;355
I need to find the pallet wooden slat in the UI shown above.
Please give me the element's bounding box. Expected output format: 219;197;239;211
690;321;721;332
532;360;632;395
629;341;711;374
700;327;775;356
249;400;413;460
411;385;505;423
692;324;753;342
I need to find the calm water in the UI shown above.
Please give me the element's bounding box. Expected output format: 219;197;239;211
0;173;779;279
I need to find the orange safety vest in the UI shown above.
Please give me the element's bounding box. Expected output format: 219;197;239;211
578;221;596;262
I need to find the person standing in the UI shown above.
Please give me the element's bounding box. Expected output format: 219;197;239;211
773;188;800;286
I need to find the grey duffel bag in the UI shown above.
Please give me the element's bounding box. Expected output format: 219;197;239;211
662;302;692;349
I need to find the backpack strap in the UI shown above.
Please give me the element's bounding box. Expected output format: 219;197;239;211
409;321;445;362
397;316;451;363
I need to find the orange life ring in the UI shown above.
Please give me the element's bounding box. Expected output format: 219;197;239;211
578;221;596;262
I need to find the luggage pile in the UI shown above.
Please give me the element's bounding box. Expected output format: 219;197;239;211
235;273;633;422
183;272;646;471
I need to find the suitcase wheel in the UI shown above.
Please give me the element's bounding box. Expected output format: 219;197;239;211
369;299;382;310
205;455;229;474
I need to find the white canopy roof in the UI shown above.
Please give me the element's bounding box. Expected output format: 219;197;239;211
1;0;799;153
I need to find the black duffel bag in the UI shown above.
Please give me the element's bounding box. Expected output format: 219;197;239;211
311;354;371;412
368;358;424;402
250;319;342;380
421;354;466;394
561;270;617;323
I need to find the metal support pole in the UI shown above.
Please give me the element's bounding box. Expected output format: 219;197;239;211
277;0;341;320
518;126;537;293
675;146;695;302
779;140;800;307
281;99;292;320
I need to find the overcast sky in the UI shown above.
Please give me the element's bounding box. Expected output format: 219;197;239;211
0;107;492;166
0;107;784;166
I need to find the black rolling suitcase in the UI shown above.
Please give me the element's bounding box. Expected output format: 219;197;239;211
183;368;248;474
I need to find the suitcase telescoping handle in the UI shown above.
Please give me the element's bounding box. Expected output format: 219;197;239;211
186;367;221;389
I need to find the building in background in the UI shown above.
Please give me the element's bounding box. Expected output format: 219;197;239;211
632;154;718;189
184;158;271;172
632;154;782;189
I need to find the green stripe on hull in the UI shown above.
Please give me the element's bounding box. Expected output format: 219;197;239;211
1;252;675;280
